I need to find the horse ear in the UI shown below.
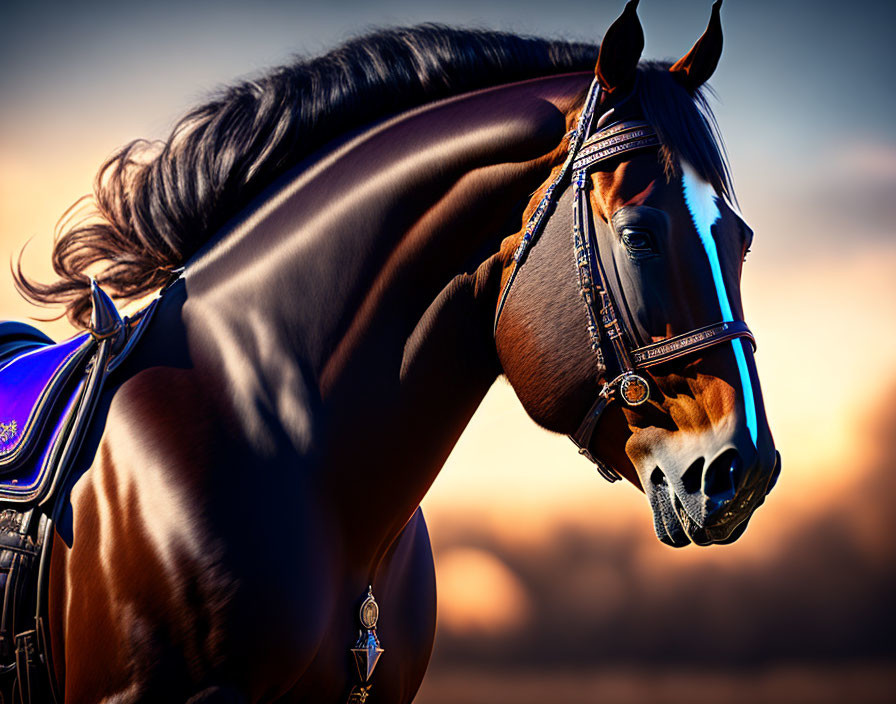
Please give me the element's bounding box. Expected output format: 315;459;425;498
670;0;724;91
595;0;644;94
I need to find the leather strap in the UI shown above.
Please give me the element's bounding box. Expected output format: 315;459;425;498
568;394;613;470
572;121;661;172
631;320;755;368
494;79;603;336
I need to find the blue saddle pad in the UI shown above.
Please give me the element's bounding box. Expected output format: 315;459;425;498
0;324;94;502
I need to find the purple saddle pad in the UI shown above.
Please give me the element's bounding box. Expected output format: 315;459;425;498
0;325;94;501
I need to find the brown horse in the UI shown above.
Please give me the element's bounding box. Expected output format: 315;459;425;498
10;2;778;701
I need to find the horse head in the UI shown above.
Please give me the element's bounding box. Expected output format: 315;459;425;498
495;0;780;547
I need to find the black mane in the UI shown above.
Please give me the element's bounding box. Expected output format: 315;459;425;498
15;26;733;327
16;25;598;326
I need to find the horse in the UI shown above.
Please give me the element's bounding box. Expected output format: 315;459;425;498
5;1;779;701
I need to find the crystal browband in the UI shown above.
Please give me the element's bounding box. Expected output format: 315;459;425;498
578;121;658;154
572;121;661;172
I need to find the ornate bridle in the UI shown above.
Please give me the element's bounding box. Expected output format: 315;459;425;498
494;78;755;482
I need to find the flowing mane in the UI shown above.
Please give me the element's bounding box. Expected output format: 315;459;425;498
15;26;733;329
15;25;598;326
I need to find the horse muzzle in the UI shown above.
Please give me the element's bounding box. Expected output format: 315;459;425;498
647;449;781;548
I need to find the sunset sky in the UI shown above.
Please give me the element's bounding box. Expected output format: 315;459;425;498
2;1;894;701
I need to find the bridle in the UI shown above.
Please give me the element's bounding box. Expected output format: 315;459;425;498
494;78;756;483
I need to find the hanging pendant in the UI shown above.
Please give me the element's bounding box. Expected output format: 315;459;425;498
347;586;384;703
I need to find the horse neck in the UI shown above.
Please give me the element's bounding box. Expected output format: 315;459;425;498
181;72;589;567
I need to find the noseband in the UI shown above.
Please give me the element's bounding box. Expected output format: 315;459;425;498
494;79;755;482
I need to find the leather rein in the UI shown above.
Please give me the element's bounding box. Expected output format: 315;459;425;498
493;78;755;482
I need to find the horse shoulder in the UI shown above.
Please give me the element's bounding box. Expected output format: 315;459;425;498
56;365;338;701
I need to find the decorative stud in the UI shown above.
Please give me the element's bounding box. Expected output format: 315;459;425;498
620;374;650;406
359;586;379;630
0;421;17;444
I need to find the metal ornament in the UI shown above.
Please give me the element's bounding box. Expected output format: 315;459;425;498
347;585;384;702
619;374;650;406
359;589;379;630
0;421;16;445
347;685;373;703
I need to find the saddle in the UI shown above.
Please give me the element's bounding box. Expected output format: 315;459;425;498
0;282;158;704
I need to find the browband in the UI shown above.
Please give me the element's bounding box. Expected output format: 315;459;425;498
572;121;661;173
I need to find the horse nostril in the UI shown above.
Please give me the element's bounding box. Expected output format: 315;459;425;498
681;458;704;494
704;449;740;503
650;467;667;487
730;454;745;492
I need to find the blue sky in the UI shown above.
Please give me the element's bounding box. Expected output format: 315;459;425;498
2;0;893;261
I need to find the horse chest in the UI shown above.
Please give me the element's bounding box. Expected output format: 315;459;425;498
279;509;437;704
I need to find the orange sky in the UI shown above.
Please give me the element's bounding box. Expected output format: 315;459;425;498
3;0;895;661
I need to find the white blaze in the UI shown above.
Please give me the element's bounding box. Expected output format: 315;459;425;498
681;161;758;446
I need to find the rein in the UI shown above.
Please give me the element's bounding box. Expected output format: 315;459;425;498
494;79;755;482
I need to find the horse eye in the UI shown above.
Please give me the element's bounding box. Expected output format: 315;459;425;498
620;227;655;257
